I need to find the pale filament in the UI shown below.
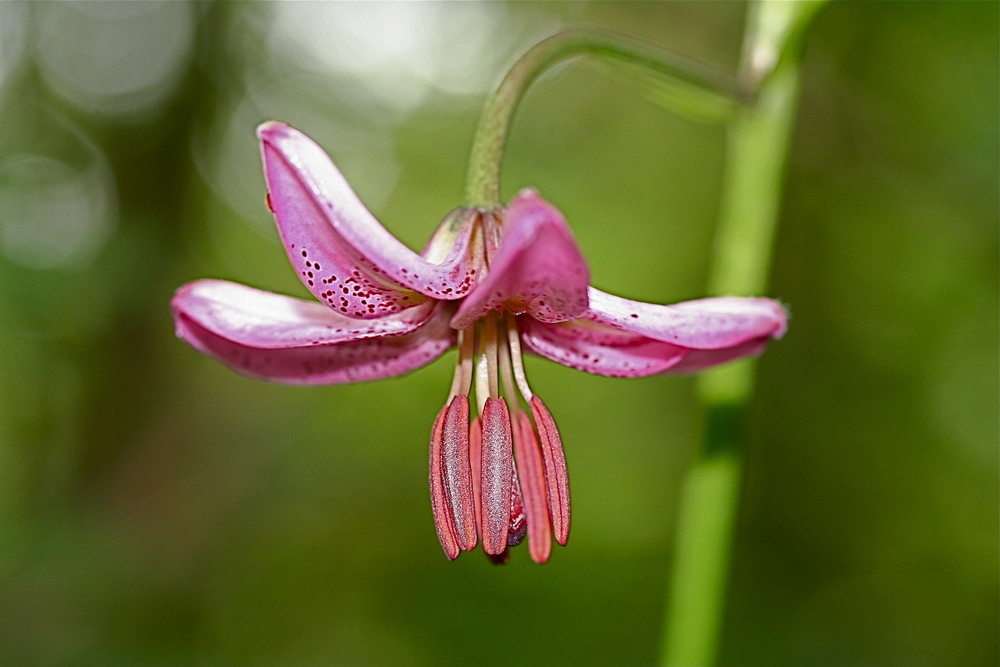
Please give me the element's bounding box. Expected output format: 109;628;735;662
483;313;500;399
474;350;490;415
448;326;476;399
497;317;520;409
506;317;533;400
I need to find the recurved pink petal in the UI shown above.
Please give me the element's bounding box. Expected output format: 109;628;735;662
519;289;786;378
586;288;787;347
258;122;480;319
662;338;772;374
173;280;438;348
451;189;590;329
520;318;689;377
172;281;454;384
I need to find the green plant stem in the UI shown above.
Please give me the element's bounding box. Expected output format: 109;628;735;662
464;28;743;210
661;2;825;666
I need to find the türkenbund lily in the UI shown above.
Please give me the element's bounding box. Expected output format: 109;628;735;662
172;121;787;564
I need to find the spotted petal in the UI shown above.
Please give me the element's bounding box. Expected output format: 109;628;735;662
172;280;453;384
451;189;590;330
259;122;480;319
520;288;786;378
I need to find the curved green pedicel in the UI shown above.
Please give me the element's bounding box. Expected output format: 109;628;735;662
463;27;745;210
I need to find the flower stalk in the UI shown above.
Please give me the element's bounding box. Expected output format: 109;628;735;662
661;2;826;665
464;27;746;209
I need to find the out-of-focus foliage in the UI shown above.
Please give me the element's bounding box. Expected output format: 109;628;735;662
0;2;995;666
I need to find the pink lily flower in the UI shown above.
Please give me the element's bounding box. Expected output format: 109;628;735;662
172;122;787;564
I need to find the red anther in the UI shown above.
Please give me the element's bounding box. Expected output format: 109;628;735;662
513;410;552;563
530;395;570;546
441;395;476;551
480;397;513;555
429;404;459;560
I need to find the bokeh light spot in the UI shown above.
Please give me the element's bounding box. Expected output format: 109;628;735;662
35;0;195;120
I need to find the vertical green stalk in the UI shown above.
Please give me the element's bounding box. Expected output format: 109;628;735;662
661;2;825;666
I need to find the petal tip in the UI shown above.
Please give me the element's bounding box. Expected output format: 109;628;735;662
750;296;789;340
256;120;289;141
170;279;208;316
771;299;790;339
511;186;541;203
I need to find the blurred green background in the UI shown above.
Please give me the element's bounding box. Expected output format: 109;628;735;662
0;2;996;666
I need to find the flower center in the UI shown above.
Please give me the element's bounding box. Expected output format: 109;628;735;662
428;224;571;563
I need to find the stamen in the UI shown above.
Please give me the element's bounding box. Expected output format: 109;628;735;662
483;314;500;399
441;395;476;551
506;318;533;401
480;397;513;555
448;328;476;399
512;410;552;563
429;404;459;560
530;395;571;546
497;316;520;407
474;351;490;415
